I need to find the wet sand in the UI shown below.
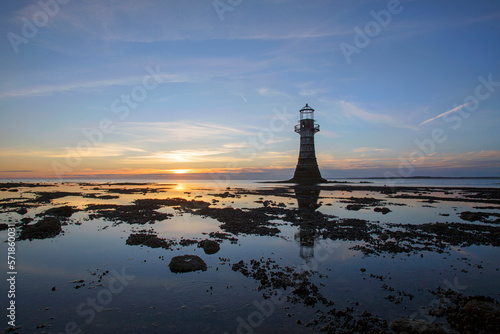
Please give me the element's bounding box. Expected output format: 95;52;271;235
1;182;499;333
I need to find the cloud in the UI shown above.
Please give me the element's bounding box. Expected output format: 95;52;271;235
120;149;242;165
0;145;147;159
0;73;183;99
352;147;391;153
296;82;328;97
299;88;327;97
13;0;350;45
319;130;342;139
118;121;253;143
435;150;500;166
419;102;471;126
339;100;416;130
317;150;500;171
258;88;291;99
137;149;231;162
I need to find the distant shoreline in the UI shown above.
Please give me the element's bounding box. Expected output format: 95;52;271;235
344;176;500;180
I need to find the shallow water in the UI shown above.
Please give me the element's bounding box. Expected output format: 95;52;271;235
0;181;499;333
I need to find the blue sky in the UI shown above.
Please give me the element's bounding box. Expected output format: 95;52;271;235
1;0;499;179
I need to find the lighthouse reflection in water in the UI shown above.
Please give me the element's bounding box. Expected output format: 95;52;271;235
294;186;322;261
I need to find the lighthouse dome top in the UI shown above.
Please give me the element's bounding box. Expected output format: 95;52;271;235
299;103;315;120
300;103;314;113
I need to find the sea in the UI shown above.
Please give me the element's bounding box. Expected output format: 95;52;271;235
2;177;500;188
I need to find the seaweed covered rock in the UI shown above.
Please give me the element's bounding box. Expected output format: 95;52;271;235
460;211;482;222
16;207;28;215
346;204;363;211
389;318;447;334
374;207;392;214
169;255;207;273
126;233;171;249
38;205;79;218
459;211;500;223
19;217;62;240
447;296;500;333
198;239;220;254
86;203;173;224
193;207;281;236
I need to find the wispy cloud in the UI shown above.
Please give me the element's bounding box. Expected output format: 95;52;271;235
0;145;147;159
16;0;351;44
0;74;183;99
296;82;328;97
257;87;291;99
319;150;500;170
137;149;231;162
353;147;391;153
299;88;327;97
339;100;416;130
419;102;471;126
121;149;240;164
118;121;253;143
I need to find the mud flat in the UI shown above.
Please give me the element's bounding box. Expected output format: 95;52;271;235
1;182;499;333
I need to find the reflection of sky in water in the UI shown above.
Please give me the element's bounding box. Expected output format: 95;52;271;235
0;182;499;333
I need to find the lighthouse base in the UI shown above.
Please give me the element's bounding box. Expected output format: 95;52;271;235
289;158;327;184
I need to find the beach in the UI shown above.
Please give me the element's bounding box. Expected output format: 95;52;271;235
1;180;499;333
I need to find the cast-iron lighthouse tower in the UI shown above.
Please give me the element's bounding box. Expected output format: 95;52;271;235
290;104;326;184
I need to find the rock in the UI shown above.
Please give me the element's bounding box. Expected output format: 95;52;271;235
448;298;500;333
193;207;281;236
374;207;391;214
19;217;62;240
86;203;173;225
346;204;363;211
198;239;220;254
381;207;391;214
39;205;79;218
179;238;198;247
382;188;395;194
460;211;485;222
379;233;389;241
460;211;481;221
169;255;207;273
389;318;447;333
462;298;500;314
126;233;171;249
20;217;33;225
17;207;28;215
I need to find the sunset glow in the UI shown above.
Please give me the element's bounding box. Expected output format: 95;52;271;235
170;169;191;174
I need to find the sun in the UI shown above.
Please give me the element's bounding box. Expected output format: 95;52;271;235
169;169;191;174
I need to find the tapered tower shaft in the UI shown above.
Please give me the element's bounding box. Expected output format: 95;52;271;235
291;104;326;184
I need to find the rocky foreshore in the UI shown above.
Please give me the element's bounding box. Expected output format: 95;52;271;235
1;182;499;333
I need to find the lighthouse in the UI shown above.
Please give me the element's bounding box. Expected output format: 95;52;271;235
290;104;326;184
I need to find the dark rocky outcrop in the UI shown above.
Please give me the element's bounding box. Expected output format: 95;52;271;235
198;239;220;254
38;205;79;218
19;217;62;240
169;255;207;273
126;233;171;249
389;318;447;334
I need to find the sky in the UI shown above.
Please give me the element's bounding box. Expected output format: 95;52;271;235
0;0;499;180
